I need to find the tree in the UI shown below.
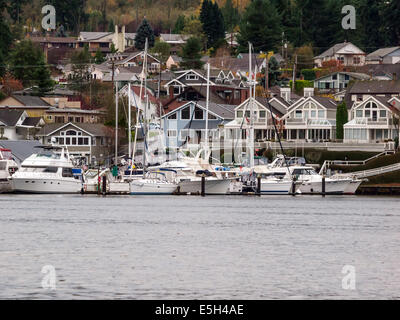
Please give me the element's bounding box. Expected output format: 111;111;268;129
134;18;155;50
222;0;240;33
359;0;386;50
336;102;348;140
182;17;206;41
0;6;13;77
7;0;28;23
383;0;400;46
8;40;53;92
48;0;88;33
237;0;282;53
94;49;105;64
180;37;204;69
150;40;171;63
200;0;225;49
0;73;23;96
173;15;186;34
69;45;91;94
267;56;281;87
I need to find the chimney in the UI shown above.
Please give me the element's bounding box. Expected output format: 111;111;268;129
304;87;314;98
280;87;291;103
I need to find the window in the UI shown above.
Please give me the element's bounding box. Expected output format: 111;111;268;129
365;110;371;117
208;113;217;120
356;110;363;118
310;110;317;118
68;117;74;122
167;113;177;120
259;111;266;118
66;130;77;136
62;168;74;178
167;130;177;137
237;111;243;118
186;73;199;81
345;74;350;81
318;110;325;119
181;107;190;120
180;129;189;140
332;74;337;80
353;56;361;65
173;86;180;96
380;110;387;118
44;167;58;173
245;111;250;118
194;106;203;120
295;110;302;118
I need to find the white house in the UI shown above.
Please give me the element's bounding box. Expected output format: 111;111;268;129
314;42;366;68
0;109;44;140
366;47;400;65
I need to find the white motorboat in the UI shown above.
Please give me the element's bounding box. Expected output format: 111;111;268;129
0;148;18;193
11;146;83;194
129;171;177;195
260;177;294;195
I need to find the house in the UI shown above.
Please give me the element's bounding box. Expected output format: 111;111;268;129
344;95;400;143
44;108;105;125
166;55;182;70
0;109;44;140
225;97;286;142
366;47;400;65
28;36;78;64
0;95;51;119
355;63;400;81
209;54;266;78
161;101;235;149
225;32;239;48
163;69;248;107
78;26;134;54
281;94;338;142
314;72;371;93
36;122;114;164
114;51;161;73
314;42;366;68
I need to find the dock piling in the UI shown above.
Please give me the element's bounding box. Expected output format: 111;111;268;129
201;175;205;197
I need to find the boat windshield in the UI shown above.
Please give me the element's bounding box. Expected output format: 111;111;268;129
20;166;60;173
292;168;318;176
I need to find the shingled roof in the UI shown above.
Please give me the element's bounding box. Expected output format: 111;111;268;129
0;109;24;126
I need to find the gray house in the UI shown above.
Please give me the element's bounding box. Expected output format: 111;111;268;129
366;47;400;65
161;101;235;149
314;72;371;93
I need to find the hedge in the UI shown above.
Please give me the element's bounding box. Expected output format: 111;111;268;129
289;80;314;95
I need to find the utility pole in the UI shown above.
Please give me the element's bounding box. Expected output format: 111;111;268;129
292;54;297;92
205;63;210;153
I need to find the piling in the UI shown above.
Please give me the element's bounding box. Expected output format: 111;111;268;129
102;175;107;196
201;175;206;197
322;176;326;197
257;176;261;196
291;177;297;196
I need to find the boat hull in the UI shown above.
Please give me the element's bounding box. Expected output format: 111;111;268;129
12;178;82;194
177;178;231;195
0;180;13;193
260;180;293;195
130;180;177;195
343;180;363;195
298;179;350;195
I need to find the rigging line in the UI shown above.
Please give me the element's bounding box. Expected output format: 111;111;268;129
252;50;293;181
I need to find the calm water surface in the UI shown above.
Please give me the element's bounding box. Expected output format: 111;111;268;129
0;194;399;299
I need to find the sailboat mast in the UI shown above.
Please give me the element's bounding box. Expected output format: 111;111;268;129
143;38;148;178
205;63;210;154
249;43;255;169
115;78;119;166
128;81;132;165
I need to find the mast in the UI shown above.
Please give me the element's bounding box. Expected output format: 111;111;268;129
142;38;148;178
205;63;210;155
115;78;119;166
248;43;255;169
128;81;132;165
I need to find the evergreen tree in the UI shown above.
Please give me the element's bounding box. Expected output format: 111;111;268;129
0;20;12;77
108;19;115;33
222;0;240;33
48;0;88;33
180;37;204;69
268;56;281;87
7;0;28;23
173;15;186;34
237;0;282;53
359;0;386;51
8;40;53;91
134;18;155;50
69;45;91;94
336;102;348;140
94;49;105;64
200;0;225;49
383;0;400;46
150;41;171;63
34;60;54;96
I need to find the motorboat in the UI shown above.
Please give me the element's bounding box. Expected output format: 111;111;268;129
0;148;18;193
11;146;83;194
129;171;177;195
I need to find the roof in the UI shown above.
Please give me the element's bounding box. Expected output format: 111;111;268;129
160;34;189;43
7;95;50;107
312;96;338;109
79;32;112;41
0;109;24;126
184;120;225;130
366;47;400;60
21;117;42;127
29;36;77;43
315;42;364;59
254;97;285;117
37;123;110;137
347;80;400;94
163;101;235;120
0;140;43;164
315;71;371;81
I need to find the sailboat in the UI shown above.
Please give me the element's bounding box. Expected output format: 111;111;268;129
129;38;177;195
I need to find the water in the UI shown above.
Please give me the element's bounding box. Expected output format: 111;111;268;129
0;194;399;300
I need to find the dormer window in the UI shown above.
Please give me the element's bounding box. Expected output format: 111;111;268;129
295;110;303;118
186;73;199;81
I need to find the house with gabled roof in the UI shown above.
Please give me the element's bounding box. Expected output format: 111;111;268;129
314;42;366;68
161;100;235;149
344;95;400;143
366;47;400;65
36;122;114;164
314;72;371;93
0;109;45;140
